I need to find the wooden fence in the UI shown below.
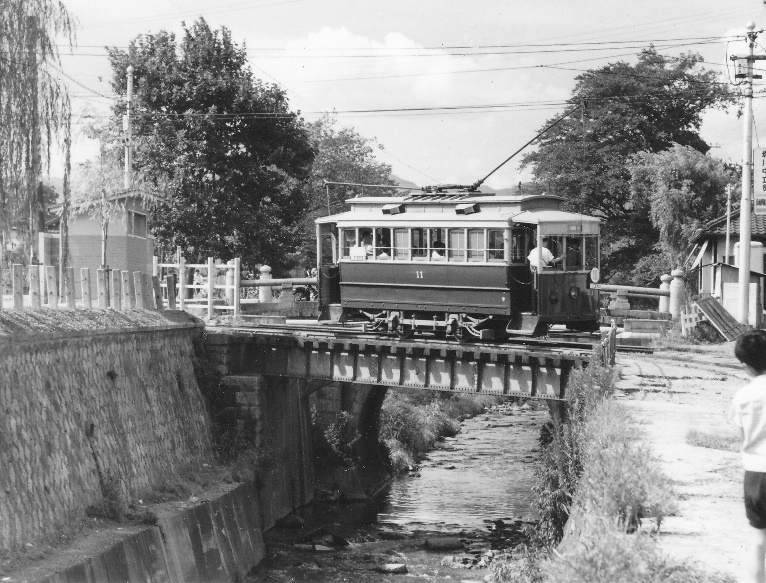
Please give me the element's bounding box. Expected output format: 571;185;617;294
0;264;174;312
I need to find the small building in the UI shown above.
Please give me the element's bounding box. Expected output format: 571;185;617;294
41;190;155;299
689;209;766;326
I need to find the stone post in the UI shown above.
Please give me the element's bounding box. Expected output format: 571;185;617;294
608;289;630;311
658;273;672;313
669;269;685;321
259;265;274;303
226;259;235;305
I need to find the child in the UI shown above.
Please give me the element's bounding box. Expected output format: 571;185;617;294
731;329;766;582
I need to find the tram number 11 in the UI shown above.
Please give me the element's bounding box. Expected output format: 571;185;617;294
415;270;424;279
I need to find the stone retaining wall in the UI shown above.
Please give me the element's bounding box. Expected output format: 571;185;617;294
0;322;212;551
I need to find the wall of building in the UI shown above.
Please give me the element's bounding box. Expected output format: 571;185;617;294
0;322;212;551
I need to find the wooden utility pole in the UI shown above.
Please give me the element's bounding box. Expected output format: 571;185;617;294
730;21;765;325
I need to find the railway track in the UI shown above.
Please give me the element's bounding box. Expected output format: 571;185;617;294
217;321;614;357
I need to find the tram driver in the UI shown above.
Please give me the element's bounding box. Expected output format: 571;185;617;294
527;237;564;271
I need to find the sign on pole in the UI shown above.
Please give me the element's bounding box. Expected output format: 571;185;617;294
755;148;766;215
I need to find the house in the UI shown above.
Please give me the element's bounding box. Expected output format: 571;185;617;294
689;209;766;325
41;190;155;299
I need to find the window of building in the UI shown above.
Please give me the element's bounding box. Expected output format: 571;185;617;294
127;211;148;238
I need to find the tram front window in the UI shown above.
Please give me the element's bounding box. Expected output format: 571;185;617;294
584;236;599;270
564;236;584;271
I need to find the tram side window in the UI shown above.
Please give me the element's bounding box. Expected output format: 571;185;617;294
448;229;466;262
564;236;584;271
341;229;356;259
375;228;392;259
393;228;409;260
487;229;504;263
412;228;427;260
510;229;528;264
467;229;484;262
584;236;599;270
429;228;446;260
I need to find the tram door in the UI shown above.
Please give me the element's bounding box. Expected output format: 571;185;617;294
316;223;341;305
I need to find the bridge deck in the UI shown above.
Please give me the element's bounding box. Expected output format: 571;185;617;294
207;325;597;401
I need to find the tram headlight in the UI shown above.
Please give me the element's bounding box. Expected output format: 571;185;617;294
569;286;580;300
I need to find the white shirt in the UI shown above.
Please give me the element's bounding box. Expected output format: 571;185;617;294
729;375;766;471
527;246;555;268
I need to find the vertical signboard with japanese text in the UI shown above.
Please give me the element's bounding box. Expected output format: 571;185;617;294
756;148;766;215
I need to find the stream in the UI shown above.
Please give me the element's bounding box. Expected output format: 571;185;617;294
248;400;547;582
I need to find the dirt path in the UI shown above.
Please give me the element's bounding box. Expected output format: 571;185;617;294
617;345;748;580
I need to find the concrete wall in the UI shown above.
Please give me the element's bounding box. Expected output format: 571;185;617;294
0;323;212;551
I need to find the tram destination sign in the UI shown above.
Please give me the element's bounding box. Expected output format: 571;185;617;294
757;148;766;216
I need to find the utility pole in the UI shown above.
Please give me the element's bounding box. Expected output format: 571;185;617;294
123;65;134;190
725;184;732;264
730;22;765;325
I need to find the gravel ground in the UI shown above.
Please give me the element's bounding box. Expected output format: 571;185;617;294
617;343;749;580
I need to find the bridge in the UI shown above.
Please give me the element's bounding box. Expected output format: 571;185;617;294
206;324;606;400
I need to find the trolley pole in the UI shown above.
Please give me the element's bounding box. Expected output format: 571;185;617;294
730;22;765;325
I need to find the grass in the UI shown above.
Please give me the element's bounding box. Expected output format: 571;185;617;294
685;428;740;452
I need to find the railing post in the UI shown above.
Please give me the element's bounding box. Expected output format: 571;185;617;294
669;269;686;321
659;273;672;313
110;270;122;311
608;289;630;311
226;259;235;305
233;257;241;319
166;274;177;310
178;255;186;312
207;257;215;319
81;268;92;309
65;267;76;309
133;271;145;309
97;269;108;309
0;267;4;312
45;266;57;310
30;265;41;310
152;275;164;311
121;271;133;310
12;264;23;309
152;255;158;277
142;273;154;310
259;265;273;303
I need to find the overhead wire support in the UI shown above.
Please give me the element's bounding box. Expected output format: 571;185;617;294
469;103;584;191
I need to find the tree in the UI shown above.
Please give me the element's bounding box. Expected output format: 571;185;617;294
521;48;735;277
629;144;737;268
107;18;314;273
0;0;75;265
293;115;395;268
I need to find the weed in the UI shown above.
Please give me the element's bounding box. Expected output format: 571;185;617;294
686;428;740;452
87;470;128;522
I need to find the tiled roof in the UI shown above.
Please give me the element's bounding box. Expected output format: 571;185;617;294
693;209;766;242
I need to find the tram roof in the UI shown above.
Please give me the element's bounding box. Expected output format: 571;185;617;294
316;193;600;231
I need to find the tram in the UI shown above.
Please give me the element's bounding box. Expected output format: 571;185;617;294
315;188;601;338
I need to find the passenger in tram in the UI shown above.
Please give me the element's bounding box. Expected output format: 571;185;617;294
565;237;583;270
431;241;446;260
527;237;563;271
360;231;374;257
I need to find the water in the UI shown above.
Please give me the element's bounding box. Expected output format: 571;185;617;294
378;404;544;531
248;402;546;582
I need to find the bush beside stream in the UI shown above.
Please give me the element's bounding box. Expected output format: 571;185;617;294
379;391;502;472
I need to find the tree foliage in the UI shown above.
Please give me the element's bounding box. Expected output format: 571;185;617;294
293;115;395;268
107;18;314;272
0;0;75;263
629;143;736;268
521;48;735;278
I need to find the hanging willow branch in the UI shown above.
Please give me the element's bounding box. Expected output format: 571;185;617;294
0;0;76;265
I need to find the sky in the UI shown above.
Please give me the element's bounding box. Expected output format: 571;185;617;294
51;0;766;190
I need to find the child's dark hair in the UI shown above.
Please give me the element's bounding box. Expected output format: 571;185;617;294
735;330;766;374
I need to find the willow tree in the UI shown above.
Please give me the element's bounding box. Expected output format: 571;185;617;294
0;0;75;266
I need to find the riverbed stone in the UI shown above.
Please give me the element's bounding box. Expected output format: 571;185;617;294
376;563;408;574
